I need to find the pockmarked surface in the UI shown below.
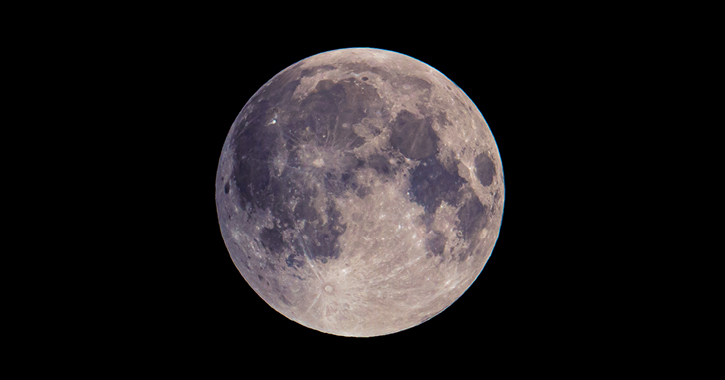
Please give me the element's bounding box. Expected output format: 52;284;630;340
216;48;504;337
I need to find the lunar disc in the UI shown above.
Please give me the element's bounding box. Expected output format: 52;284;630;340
216;48;504;337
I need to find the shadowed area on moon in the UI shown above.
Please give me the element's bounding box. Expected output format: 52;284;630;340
216;49;503;337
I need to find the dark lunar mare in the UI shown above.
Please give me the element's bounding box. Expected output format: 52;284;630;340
409;155;465;215
408;154;467;257
230;98;278;210
288;193;347;264
455;193;489;261
474;152;495;186
426;230;447;256
390;110;439;160
366;154;396;176
228;67;388;270
300;65;336;78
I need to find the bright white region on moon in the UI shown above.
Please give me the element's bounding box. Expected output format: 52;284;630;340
216;48;504;337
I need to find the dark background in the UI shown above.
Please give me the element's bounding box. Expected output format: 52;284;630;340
131;41;575;343
69;13;619;367
12;2;674;372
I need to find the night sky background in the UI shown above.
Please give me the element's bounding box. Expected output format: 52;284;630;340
65;10;619;369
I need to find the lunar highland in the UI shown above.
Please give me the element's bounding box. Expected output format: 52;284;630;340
216;48;504;337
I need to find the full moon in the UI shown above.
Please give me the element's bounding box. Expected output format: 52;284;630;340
216;48;504;337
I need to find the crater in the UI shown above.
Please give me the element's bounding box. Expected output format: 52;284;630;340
474;153;495;186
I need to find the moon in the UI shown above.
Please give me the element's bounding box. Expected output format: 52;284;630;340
216;48;504;337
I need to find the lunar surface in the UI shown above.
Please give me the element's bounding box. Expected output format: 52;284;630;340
216;48;504;337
